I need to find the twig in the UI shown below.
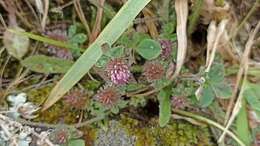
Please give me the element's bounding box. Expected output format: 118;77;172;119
23;0;40;23
74;0;91;39
89;0;105;43
17;115;105;129
41;0;49;30
0;55;10;89
232;0;260;38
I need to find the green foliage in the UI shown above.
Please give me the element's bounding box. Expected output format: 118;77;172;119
158;87;172;127
118;32;150;48
125;83;146;92
136;39;162;60
236;98;252;146
198;63;232;107
68;139;85;146
96;46;125;68
82;80;101;91
68;24;87;57
106;46;125;58
88;100;108;117
199;85;215;107
21;55;74;74
111;100;128;114
153;78;172;90
207;63;224;83
172;80;196;97
88;99;128;116
244;82;260;118
129;96;147;108
160;22;177;41
95;55;110;68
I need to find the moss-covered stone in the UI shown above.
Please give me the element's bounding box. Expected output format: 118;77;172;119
89;115;215;146
120;116;214;146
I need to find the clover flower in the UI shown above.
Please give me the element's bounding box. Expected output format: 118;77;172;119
143;62;164;81
63;89;88;110
171;96;187;109
159;39;173;59
106;59;130;85
94;87;120;106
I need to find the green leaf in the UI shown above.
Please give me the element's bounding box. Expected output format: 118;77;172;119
111;106;120;114
129;96;146;107
96;55;110;68
236;99;252;146
117;100;128;108
68;139;85;146
154;78;172;90
132;33;150;47
136;39;162;60
244;83;260;112
42;0;151;110
162;22;176;34
68;25;77;38
21;55;73;74
212;83;232;99
106;46;125;58
70;33;87;44
199;85;215;107
158;87;171;127
208;63;225;83
117;32;150;48
125;83;146;92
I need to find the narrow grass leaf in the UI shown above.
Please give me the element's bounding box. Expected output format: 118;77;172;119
244;83;260;112
68;139;85;146
236;99;252;146
8;29;74;50
158;87;171;127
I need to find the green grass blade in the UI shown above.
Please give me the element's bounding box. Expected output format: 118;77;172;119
236;99;252;146
42;0;151;110
7;29;75;49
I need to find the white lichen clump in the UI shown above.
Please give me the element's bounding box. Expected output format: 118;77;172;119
0;93;56;146
7;93;40;119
